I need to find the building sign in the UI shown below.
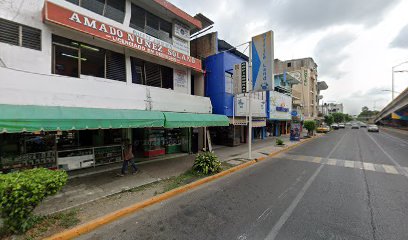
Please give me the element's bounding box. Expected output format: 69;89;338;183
173;69;188;93
235;94;266;117
43;1;202;72
269;91;292;120
173;37;190;55
233;62;248;94
251;31;274;92
174;22;190;41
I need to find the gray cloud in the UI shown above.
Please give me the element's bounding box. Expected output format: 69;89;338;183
390;24;408;49
313;31;357;79
273;0;400;32
341;87;390;114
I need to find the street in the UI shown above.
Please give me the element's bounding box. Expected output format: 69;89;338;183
78;128;408;240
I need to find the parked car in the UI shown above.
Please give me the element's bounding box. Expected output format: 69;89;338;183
317;126;330;133
351;123;360;129
331;123;339;130
338;123;345;129
346;122;352;127
368;125;379;132
360;123;367;128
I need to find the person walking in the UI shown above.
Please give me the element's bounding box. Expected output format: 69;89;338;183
119;139;139;176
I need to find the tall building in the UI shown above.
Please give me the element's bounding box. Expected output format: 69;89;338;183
0;0;228;172
275;58;327;120
320;103;344;116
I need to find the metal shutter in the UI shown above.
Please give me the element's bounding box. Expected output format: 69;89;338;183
145;62;161;87
104;0;125;23
0;18;19;46
106;51;126;82
22;25;41;50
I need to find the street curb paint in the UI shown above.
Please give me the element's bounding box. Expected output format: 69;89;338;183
45;135;321;240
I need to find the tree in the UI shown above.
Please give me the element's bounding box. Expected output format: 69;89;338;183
324;115;334;126
332;112;345;123
362;106;369;112
304;120;316;137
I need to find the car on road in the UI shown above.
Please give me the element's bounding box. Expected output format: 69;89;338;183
367;125;379;132
360;123;367;128
317;125;330;133
331;123;339;130
338;123;345;129
351;123;360;129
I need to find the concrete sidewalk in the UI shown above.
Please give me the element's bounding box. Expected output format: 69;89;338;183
35;135;299;215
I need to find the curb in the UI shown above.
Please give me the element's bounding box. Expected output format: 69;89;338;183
45;136;320;240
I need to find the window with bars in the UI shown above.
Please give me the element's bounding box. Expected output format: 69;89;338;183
129;4;173;43
0;18;41;50
130;56;174;89
66;0;125;23
52;35;126;82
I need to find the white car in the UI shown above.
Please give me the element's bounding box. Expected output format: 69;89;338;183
368;125;379;132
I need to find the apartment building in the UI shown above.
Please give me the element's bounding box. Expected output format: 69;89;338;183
275;58;327;120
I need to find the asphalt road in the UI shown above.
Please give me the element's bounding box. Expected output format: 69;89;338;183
78;127;408;240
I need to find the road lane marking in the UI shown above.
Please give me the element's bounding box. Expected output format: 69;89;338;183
312;157;322;163
344;160;354;168
279;153;405;177
363;162;375;171
327;159;337;166
365;131;408;179
382;164;398;175
265;132;347;240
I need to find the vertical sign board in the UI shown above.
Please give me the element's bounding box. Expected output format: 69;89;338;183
233;62;249;94
251;31;274;92
241;62;248;93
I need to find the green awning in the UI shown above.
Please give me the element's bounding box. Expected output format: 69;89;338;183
0;104;164;133
163;112;229;128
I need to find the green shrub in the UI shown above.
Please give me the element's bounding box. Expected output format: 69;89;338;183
0;168;68;233
193;152;221;175
304;120;316;136
276;138;284;146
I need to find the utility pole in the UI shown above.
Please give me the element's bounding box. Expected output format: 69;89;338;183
248;42;252;160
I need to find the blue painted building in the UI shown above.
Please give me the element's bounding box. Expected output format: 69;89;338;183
193;33;267;146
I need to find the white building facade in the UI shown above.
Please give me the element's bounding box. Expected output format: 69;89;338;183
0;0;227;172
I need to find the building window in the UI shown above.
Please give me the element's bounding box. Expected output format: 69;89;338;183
130;56;174;89
287;62;292;67
0;18;41;50
130;4;173;43
52;35;126;82
66;0;125;23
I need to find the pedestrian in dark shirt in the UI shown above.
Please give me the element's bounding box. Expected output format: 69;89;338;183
118;139;138;176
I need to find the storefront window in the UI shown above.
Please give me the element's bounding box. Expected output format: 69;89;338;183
54;44;79;77
130;3;173;43
80;44;105;78
130;56;174;89
52;35;126;82
66;0;125;23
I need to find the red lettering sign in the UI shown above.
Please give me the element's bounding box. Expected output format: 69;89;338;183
43;1;202;72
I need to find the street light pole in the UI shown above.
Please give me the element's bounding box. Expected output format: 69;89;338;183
391;60;408;100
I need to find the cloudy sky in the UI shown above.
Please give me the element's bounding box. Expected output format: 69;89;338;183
170;0;408;115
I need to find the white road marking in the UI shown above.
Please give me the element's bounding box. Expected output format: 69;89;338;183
363;162;375;171
265;133;347;240
327;159;337;166
313;157;322;163
365;132;408;178
382;164;399;175
344;160;354;168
